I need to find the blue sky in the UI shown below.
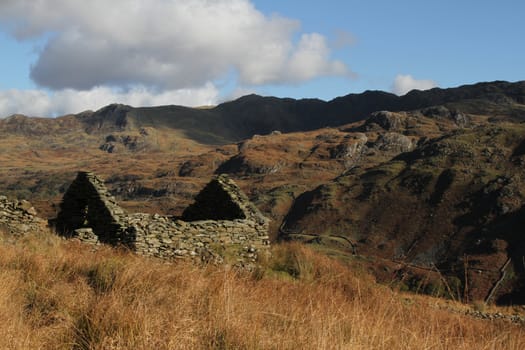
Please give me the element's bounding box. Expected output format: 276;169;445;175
0;0;523;117
253;0;524;98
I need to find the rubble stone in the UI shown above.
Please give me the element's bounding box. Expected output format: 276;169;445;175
0;196;46;236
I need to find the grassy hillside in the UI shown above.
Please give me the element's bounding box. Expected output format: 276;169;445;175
0;228;524;349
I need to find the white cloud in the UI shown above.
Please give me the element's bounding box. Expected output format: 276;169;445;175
285;33;349;82
0;0;350;91
391;74;438;96
0;84;219;118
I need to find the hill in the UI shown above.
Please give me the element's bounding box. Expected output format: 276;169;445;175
281;118;525;303
1;80;525;303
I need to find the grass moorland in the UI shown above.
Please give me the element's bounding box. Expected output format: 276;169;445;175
0;229;524;350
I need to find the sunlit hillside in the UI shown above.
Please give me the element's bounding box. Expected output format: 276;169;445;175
0;228;524;349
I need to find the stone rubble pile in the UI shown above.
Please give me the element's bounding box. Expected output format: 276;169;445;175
434;302;525;324
465;310;525;323
0;196;46;236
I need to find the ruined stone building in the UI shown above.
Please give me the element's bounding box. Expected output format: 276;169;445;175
52;172;270;265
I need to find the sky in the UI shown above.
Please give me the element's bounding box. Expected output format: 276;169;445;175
0;0;523;118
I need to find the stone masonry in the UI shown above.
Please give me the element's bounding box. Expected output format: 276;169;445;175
52;172;270;265
0;196;46;236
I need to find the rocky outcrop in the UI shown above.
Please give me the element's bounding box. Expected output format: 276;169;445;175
373;132;414;153
215;154;286;175
329;133;368;169
99;128;155;153
364;111;405;131
420;106;470;127
0;196;46;236
52;172;270;266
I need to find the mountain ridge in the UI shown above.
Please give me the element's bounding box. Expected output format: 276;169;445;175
3;80;524;143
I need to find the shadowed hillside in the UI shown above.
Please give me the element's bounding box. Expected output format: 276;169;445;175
77;80;525;143
282;122;525;303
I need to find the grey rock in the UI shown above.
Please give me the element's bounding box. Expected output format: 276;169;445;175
374;132;414;153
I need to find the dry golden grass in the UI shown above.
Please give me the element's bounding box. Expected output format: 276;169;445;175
0;230;523;349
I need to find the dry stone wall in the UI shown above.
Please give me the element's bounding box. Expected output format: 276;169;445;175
0;196;46;236
124;214;268;266
52;172;131;245
52;172;270;266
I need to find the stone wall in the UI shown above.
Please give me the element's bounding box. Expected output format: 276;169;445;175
52;171;132;246
124;214;269;266
182;174;268;225
0;196;46;236
52;172;270;266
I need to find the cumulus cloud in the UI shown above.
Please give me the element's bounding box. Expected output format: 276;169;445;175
0;0;350;91
391;74;438;96
0;84;219;118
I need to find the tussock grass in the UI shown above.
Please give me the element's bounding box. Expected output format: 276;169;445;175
0;230;523;349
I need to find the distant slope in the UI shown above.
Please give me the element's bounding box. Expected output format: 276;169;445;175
3;80;524;145
214;80;525;140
